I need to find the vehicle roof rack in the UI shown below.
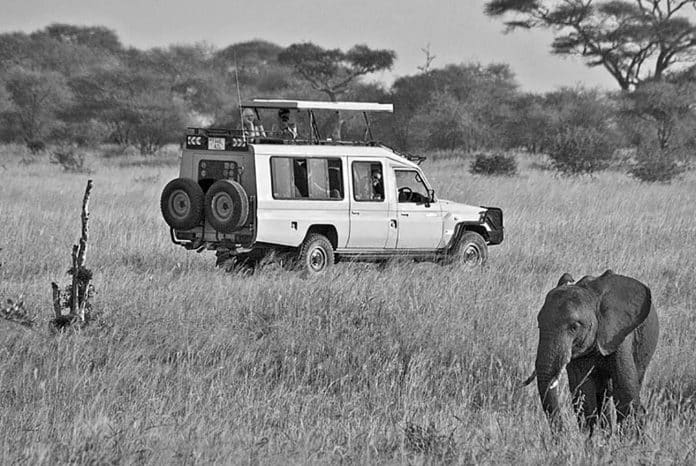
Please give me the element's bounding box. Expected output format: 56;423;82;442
382;145;427;165
242;99;393;113
241;98;394;144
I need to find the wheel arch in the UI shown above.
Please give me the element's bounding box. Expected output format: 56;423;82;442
450;223;488;249
305;225;339;250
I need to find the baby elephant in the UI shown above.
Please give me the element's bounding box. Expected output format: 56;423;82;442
525;270;659;433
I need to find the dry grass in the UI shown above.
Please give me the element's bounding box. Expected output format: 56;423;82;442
0;147;694;464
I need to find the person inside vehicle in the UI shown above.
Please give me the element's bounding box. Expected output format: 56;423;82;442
371;168;384;200
274;108;298;140
241;108;265;139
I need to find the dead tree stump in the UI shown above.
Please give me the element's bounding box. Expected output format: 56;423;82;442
51;180;94;328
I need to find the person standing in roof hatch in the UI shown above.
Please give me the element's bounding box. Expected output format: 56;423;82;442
241;108;265;139
275;108;298;140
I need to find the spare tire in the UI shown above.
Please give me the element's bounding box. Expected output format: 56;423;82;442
204;179;250;233
160;178;204;230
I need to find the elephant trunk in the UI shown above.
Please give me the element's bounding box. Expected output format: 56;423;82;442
535;335;571;431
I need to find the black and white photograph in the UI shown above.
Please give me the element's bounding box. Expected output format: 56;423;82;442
0;0;694;463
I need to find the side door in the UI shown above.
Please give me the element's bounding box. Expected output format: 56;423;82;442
346;159;397;249
394;169;443;249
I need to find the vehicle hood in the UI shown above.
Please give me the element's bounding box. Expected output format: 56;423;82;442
437;199;486;219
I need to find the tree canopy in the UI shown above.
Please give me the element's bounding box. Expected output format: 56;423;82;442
485;0;696;90
278;43;395;101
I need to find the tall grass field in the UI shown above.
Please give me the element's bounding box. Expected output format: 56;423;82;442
0;146;695;464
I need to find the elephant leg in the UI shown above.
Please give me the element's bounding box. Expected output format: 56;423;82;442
594;376;613;432
607;344;644;435
633;308;659;387
567;359;599;433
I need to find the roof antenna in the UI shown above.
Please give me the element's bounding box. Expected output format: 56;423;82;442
233;50;246;143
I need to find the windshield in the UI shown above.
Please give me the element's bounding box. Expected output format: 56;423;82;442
395;170;431;203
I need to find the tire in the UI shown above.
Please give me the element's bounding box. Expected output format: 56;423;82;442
160;178;204;230
204;180;249;233
297;234;334;275
450;231;488;267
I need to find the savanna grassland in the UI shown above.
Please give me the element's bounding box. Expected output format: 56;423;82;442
0;146;695;464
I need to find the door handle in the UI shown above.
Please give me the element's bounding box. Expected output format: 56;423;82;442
400;213;409;217
351;211;360;215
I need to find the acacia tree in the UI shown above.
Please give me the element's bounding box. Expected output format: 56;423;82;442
279;43;395;101
391;63;518;150
70;65;187;153
278;43;395;138
624;79;695;148
619;74;694;180
485;0;696;90
2;67;73;149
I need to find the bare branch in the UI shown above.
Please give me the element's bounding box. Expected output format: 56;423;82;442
77;179;93;268
51;282;61;318
70;245;78;315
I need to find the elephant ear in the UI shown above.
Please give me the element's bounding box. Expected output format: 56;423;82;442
556;273;575;287
583;270;652;356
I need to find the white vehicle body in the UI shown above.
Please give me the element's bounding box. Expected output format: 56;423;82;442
161;100;503;271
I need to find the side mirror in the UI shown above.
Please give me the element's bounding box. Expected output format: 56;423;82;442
423;189;435;208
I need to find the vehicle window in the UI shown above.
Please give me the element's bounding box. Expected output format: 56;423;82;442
271;157;343;200
395;170;430;203
352;162;383;202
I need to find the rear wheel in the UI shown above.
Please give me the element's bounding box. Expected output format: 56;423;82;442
297;234;334;275
450;231;488;267
160;178;204;230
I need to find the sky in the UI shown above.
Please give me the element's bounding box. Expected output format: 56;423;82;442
0;0;618;93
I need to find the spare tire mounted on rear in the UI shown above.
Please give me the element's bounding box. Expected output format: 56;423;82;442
160;178;205;230
205;179;250;233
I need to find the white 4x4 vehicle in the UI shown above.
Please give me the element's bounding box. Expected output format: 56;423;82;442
161;99;503;274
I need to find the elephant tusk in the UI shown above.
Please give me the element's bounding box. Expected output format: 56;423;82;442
548;363;567;390
521;370;537;387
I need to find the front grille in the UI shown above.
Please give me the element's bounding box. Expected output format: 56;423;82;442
484;207;503;231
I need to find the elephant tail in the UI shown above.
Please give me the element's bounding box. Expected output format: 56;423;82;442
521;370;536;387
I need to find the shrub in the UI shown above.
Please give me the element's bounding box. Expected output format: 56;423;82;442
1;297;35;328
50;146;91;173
469;152;517;176
547;126;614;175
26;140;46;154
629;145;687;183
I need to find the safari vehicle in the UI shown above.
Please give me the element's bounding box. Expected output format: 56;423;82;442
160;99;503;274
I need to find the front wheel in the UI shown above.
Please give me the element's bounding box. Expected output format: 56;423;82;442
450;231;488;267
297;234;334;275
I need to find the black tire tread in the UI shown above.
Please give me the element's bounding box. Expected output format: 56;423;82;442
160;178;204;230
297;233;334;274
204;179;250;233
451;230;488;267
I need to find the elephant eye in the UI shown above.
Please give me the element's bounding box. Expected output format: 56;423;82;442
569;322;581;332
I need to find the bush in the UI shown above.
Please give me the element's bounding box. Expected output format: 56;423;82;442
469;152;517;176
50;146;91;173
547;126;614;175
629;145;687;183
26;140;46;154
